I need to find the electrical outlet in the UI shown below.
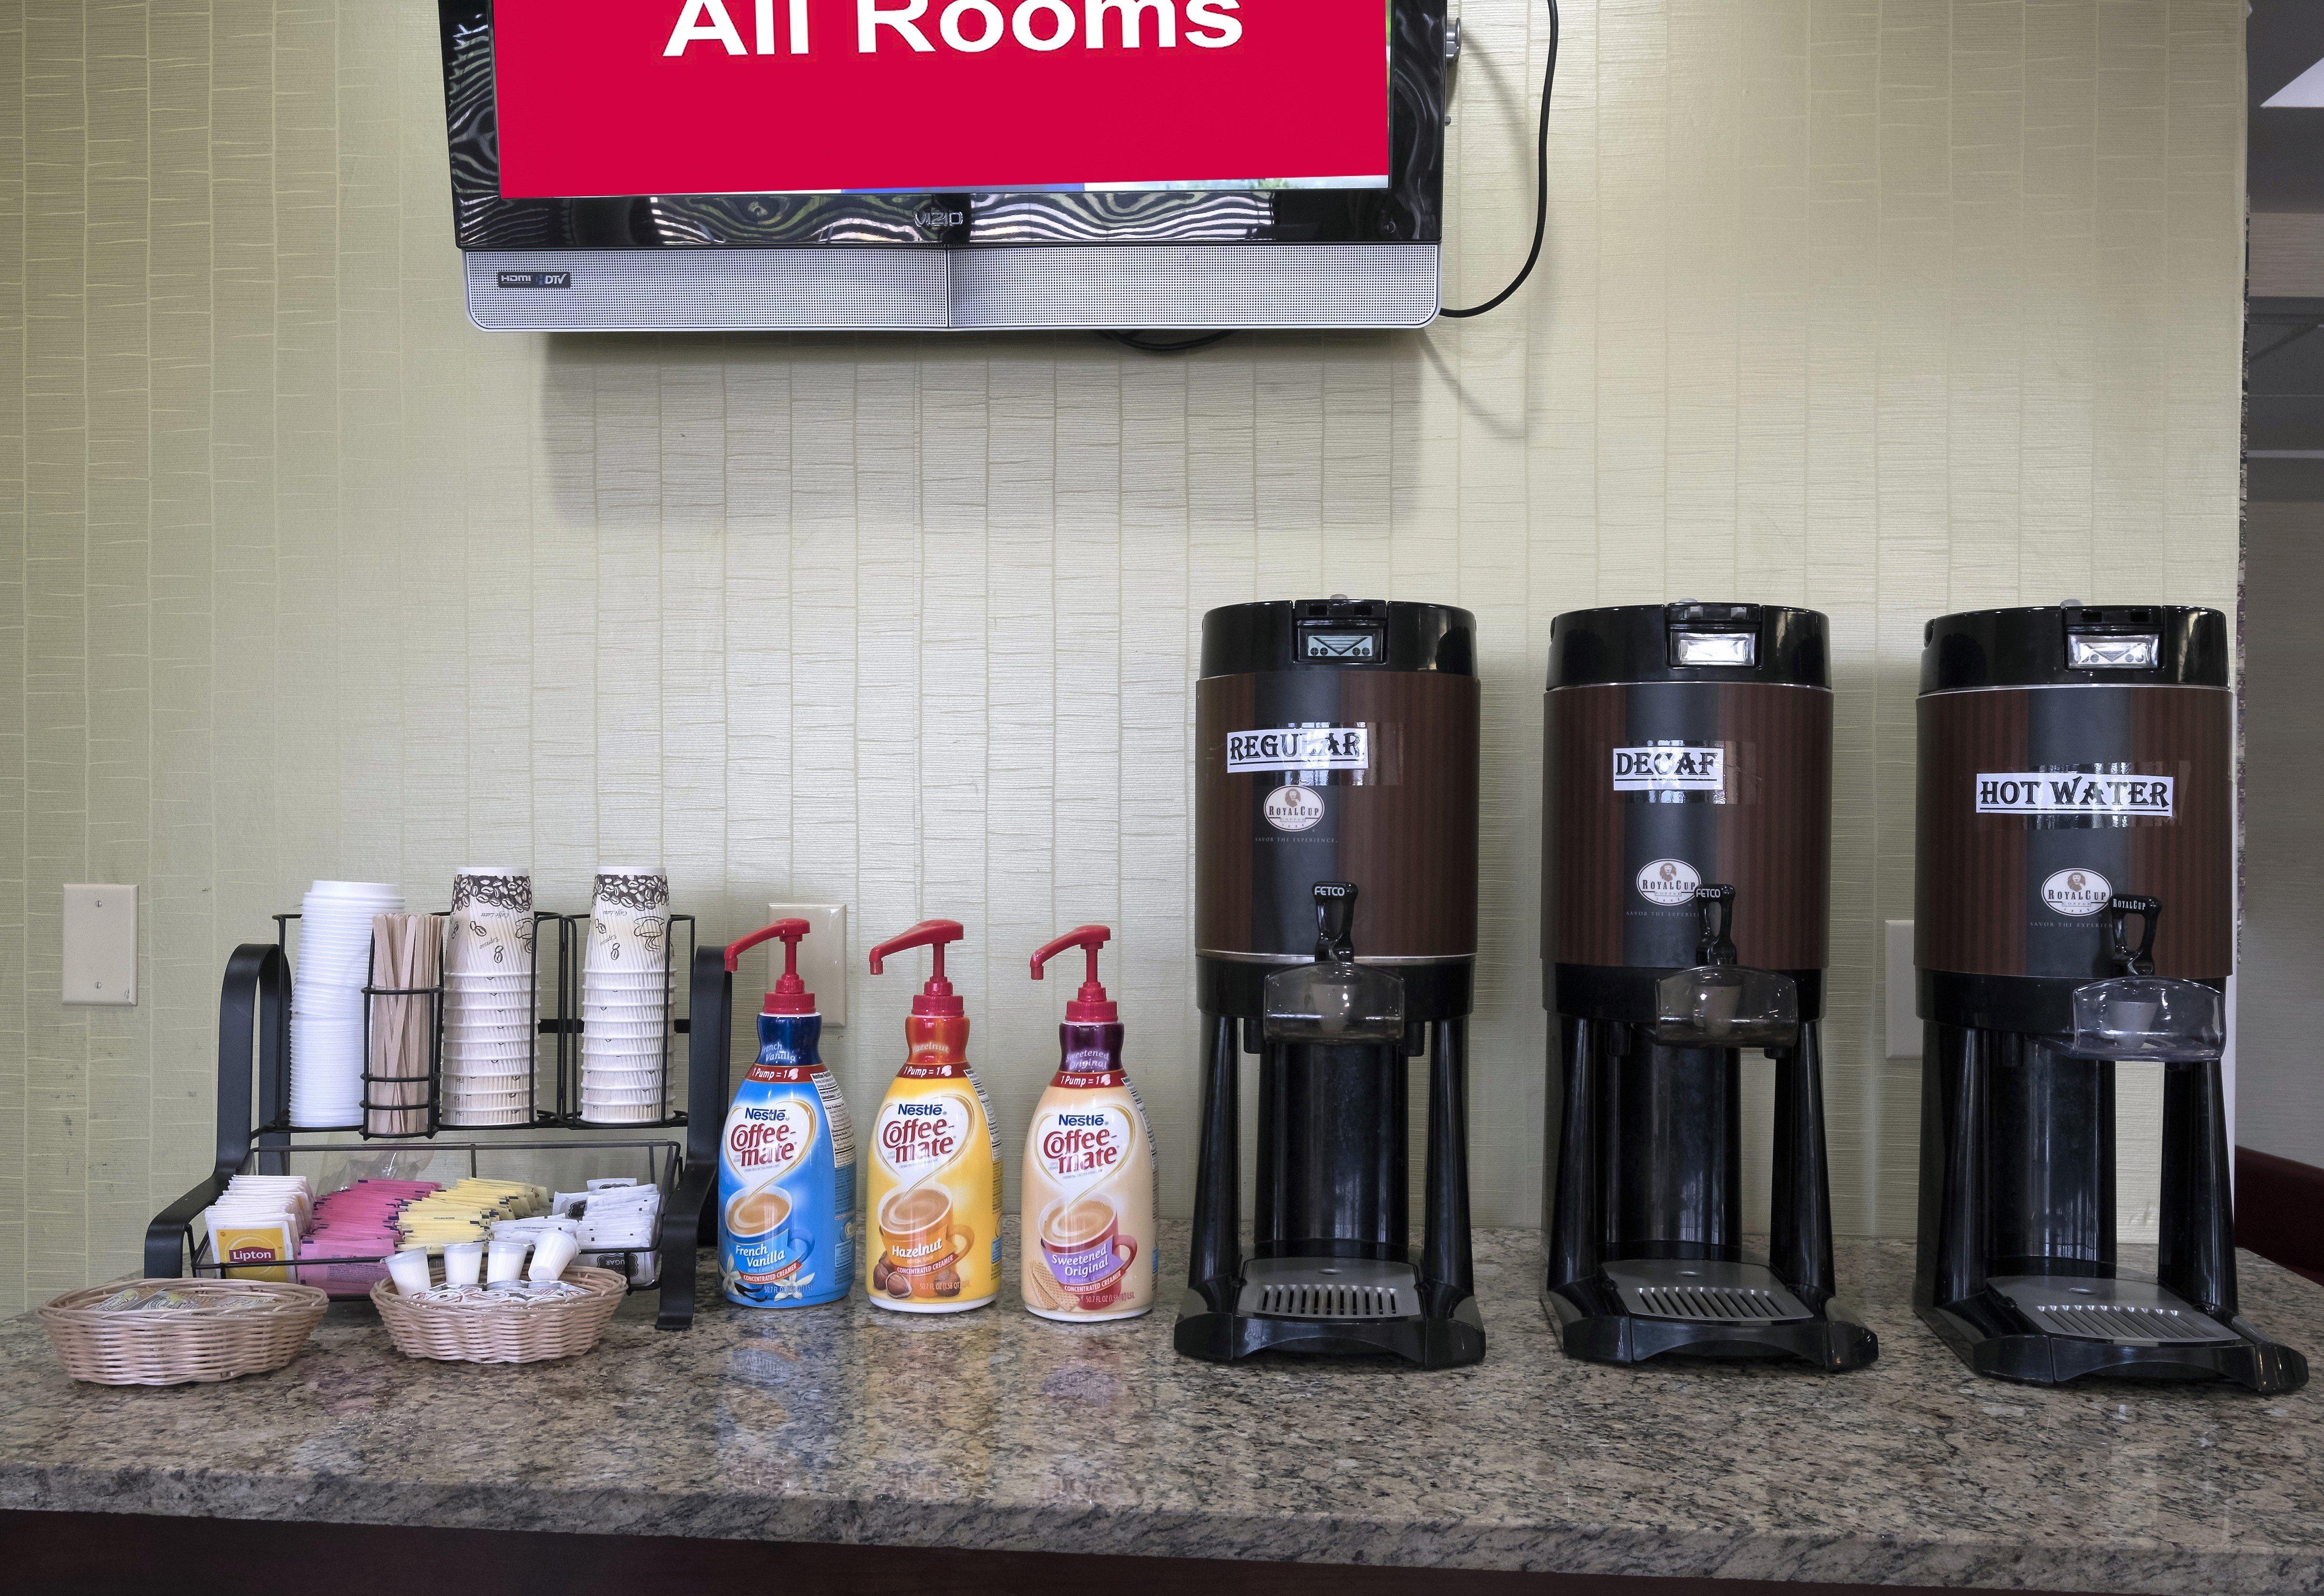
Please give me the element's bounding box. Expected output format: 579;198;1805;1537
1885;919;1919;1058
766;903;847;1027
63;884;138;1006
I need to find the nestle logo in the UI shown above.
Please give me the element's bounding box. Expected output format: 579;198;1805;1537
915;209;964;230
497;271;572;289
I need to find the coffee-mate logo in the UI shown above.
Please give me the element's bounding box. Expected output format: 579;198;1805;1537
726;1097;815;1180
1636;858;1702;906
1263;784;1325;832
2041;868;2113;917
876;1093;971;1177
1613;745;1725;793
1037;1104;1135;1195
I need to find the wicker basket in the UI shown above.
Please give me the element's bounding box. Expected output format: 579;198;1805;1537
370;1265;626;1364
39;1279;329;1386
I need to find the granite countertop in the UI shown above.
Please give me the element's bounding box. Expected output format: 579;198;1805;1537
1;1224;2320;1593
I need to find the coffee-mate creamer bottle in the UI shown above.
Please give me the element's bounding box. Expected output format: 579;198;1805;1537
1022;926;1157;1321
718;918;857;1308
864;918;1002;1312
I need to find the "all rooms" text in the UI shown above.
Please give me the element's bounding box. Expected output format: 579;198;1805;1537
665;0;1244;55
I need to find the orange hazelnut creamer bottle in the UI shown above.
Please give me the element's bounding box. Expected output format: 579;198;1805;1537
864;919;1002;1313
1023;926;1158;1322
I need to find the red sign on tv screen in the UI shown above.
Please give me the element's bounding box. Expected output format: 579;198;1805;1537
492;0;1392;198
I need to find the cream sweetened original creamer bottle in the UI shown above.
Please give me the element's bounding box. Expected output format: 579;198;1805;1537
1022;926;1157;1322
863;918;1002;1313
718;919;857;1308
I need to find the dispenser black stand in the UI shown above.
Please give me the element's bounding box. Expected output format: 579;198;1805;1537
1178;884;1484;1369
1915;901;2306;1392
1542;888;1877;1371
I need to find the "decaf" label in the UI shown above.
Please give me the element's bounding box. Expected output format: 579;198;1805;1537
1613;745;1724;792
1975;771;2175;817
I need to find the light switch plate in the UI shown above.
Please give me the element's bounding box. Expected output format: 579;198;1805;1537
63;884;137;1006
1885;919;1920;1058
766;903;847;1028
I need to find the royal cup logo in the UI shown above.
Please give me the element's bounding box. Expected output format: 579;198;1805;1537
1263;784;1325;832
726;1097;815;1181
1976;771;2175;817
1636;858;1702;907
2041;868;2113;917
875;1093;972;1177
1226;726;1369;774
1612;745;1725;793
1036;1104;1135;1197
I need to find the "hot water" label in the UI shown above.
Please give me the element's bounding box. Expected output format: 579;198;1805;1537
1975;771;2175;817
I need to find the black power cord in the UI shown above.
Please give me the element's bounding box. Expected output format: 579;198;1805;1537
1441;0;1559;317
1098;0;1559;351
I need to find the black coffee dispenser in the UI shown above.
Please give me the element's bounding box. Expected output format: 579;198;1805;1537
1177;599;1484;1369
1540;603;1877;1371
1914;604;2306;1392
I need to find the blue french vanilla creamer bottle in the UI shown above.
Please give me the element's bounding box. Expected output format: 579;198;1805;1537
718;919;857;1307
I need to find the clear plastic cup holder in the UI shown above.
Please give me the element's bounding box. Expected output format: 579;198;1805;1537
2059;976;2224;1063
1651;966;1800;1050
1261;959;1407;1046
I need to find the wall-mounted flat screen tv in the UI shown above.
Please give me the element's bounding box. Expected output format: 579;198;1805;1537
438;0;1447;330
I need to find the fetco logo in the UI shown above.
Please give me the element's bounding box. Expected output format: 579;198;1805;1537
1636;859;1701;907
2041;869;2112;917
1227;726;1369;774
1263;785;1325;833
1976;772;2175;817
1612;745;1724;793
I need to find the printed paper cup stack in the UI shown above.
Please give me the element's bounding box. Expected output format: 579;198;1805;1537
290;881;407;1128
442;869;537;1128
579;868;671;1124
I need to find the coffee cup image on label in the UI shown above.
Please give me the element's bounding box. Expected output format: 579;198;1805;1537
722;1096;824;1296
2041;868;2113;917
1636;858;1702;906
869;1091;990;1305
1264;784;1326;832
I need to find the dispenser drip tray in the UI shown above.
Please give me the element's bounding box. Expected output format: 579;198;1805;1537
1605;1260;1811;1325
1237;1257;1423;1321
1992;1276;2240;1345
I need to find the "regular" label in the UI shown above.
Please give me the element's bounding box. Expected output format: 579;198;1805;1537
1226;726;1369;774
1975;771;2175;817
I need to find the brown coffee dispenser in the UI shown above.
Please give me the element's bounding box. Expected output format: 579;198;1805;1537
1176;598;1484;1368
1915;603;2305;1391
1540;602;1875;1371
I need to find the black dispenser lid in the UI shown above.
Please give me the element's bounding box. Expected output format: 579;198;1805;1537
1546;602;1829;690
1919;604;2227;692
1199;598;1476;678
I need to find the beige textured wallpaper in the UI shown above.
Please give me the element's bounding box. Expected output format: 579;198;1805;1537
0;0;2247;1312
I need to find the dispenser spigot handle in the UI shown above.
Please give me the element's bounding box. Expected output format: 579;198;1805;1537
2106;894;2161;976
1312;882;1358;962
1693;884;1738;968
1030;925;1119;1023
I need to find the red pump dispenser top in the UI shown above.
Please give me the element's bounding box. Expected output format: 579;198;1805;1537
724;918;816;1015
1029;925;1118;1023
867;919;967;1018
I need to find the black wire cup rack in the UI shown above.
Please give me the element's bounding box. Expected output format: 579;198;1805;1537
146;906;718;1329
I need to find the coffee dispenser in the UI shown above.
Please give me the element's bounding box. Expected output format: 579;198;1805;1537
1177;598;1484;1368
1915;604;2305;1392
1540;603;1876;1371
